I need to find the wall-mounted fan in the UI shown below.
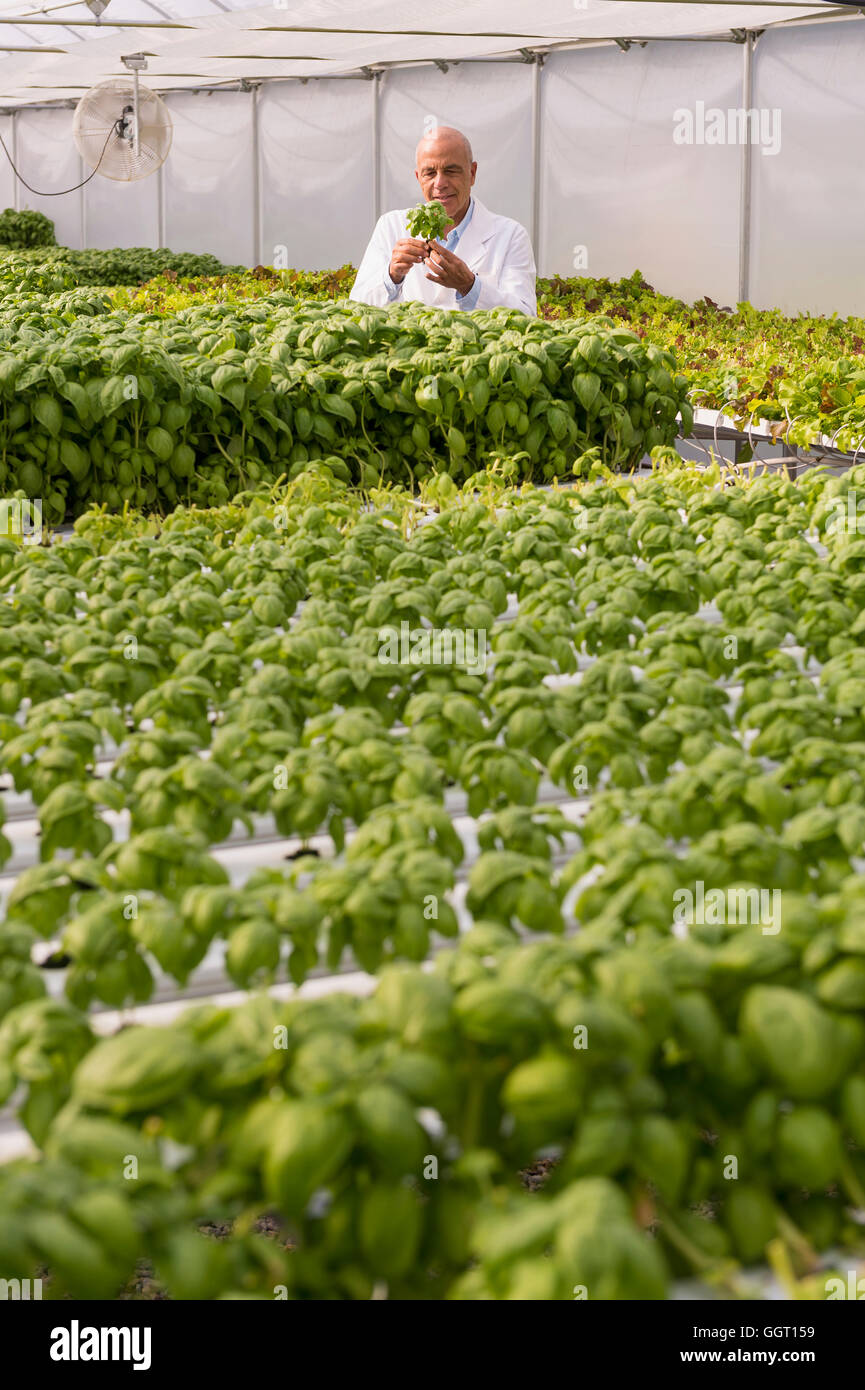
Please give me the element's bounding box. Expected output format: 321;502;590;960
73;54;173;182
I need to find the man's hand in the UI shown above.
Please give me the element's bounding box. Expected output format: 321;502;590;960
424;243;475;296
389;237;430;285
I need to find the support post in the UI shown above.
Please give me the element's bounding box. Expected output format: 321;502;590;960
79;153;86;249
372;70;382;222
531;54;544;263
157;159;165;249
12;110;18;211
251;83;261;266
737;32;754;304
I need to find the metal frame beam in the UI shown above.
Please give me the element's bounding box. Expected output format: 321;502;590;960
156;153;165;248
0;9;857;110
530;52;543;261
0;15;194;25
78;146;85;247
737;30;756;302
371;68;381;222
250;80;261;265
0;4;840;30
11;106;17;209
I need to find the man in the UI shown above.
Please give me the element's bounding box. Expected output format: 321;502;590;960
350;126;537;316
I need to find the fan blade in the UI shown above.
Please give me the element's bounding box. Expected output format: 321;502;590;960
73;78;172;181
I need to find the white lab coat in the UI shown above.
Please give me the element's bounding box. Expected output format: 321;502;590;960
349;197;537;316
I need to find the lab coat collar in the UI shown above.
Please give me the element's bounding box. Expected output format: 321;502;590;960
448;197;496;266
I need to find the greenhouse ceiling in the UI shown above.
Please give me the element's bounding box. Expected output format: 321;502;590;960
0;0;851;106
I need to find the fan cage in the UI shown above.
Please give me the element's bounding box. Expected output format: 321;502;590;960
73;79;173;183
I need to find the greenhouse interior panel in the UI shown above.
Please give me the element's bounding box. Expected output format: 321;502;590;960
0;0;864;1339
0;5;862;312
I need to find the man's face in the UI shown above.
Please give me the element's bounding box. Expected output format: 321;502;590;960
415;135;477;224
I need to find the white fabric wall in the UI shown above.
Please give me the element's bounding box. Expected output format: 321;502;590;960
162;91;255;265
540;43;742;304
82;164;159;251
2;107;159;250
379;63;533;233
12;107;83;249
0;117;16;214
750;24;865;317
2;22;865;318
260;79;374;270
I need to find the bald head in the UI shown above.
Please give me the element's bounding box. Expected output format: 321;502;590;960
415;126;473;167
414;126;477;229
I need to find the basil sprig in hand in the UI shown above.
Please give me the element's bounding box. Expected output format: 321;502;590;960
405;199;450;243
